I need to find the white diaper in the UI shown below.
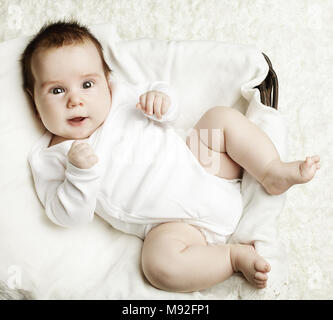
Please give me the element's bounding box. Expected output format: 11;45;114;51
193;225;230;244
143;221;230;245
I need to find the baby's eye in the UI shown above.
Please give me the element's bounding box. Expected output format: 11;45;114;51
83;81;94;89
51;88;64;95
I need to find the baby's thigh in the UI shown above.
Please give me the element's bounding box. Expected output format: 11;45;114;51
186;129;242;180
141;222;206;281
146;221;206;243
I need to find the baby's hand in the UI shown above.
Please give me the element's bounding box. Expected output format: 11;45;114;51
68;140;98;169
136;90;171;120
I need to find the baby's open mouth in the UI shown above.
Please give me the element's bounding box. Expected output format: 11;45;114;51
67;117;87;126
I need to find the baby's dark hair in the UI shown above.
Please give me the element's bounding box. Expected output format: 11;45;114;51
21;20;112;97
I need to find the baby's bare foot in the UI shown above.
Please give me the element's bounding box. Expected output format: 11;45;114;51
230;244;270;289
261;155;321;195
299;156;321;181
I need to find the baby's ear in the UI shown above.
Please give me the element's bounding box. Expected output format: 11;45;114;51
25;88;40;119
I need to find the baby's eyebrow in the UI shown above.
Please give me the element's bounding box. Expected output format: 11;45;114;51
40;80;60;89
81;73;102;79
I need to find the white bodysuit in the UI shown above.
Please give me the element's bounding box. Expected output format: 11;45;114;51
29;80;243;244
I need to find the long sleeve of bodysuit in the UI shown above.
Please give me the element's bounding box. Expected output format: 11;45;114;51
29;150;101;228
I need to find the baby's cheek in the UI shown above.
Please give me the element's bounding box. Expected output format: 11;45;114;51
95;94;111;118
41;110;63;133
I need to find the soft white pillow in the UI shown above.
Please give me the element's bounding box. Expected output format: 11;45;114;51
0;23;287;299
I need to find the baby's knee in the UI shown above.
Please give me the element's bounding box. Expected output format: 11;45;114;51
141;234;187;291
141;250;184;292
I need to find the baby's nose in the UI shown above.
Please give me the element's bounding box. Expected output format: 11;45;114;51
67;93;84;108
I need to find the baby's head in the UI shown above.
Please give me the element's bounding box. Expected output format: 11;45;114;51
21;20;112;140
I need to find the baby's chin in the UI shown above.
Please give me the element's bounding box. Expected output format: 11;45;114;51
53;128;97;141
66;131;95;140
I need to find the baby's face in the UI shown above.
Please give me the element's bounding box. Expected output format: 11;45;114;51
30;40;112;140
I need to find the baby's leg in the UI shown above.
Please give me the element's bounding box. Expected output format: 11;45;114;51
189;106;320;195
186;131;243;180
141;222;270;292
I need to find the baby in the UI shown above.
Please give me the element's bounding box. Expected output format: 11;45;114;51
23;21;320;293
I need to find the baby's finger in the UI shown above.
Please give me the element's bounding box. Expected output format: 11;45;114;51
139;94;147;112
79;146;95;156
74;142;91;151
71;140;89;151
161;98;170;115
71;140;83;148
153;95;163;119
145;92;155;115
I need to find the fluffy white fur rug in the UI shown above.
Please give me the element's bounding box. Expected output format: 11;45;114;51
1;0;332;300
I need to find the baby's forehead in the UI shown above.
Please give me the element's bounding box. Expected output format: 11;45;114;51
32;41;103;76
34;40;98;59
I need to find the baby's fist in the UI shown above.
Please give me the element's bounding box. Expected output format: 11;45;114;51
136;91;171;119
68;140;98;169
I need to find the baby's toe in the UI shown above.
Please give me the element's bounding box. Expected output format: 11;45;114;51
254;259;271;273
300;158;317;179
312;155;320;162
305;157;313;167
256;282;267;289
306;156;320;169
254;277;267;288
255;272;268;281
255;277;266;284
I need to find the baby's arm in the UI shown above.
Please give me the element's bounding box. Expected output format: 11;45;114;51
30;141;100;228
136;81;179;123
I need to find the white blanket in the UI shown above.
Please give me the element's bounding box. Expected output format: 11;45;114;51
0;23;288;299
